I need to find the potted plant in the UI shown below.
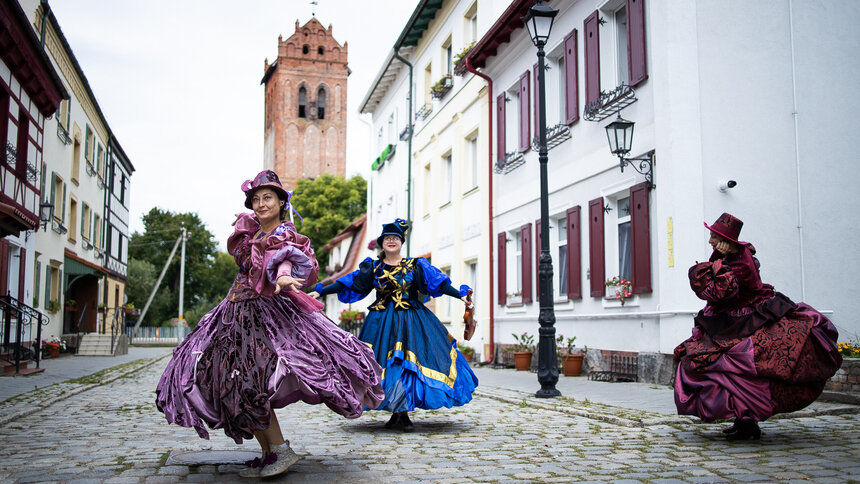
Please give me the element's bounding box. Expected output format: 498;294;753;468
338;309;365;326
453;42;475;76
46;299;61;313
123;302;135;314
511;332;536;371
556;334;586;376
605;276;633;305
97;303;107;314
459;344;475;363
42;335;65;358
430;73;453;99
64;299;77;311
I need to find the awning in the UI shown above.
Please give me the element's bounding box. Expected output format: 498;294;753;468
64;252;107;276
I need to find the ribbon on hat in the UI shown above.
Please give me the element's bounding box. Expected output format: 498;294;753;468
241;179;254;192
284;191;303;225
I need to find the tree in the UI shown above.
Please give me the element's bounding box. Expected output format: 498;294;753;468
291;174;366;270
125;259;174;327
128;208;218;325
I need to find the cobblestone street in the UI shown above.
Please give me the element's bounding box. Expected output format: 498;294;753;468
1;355;859;483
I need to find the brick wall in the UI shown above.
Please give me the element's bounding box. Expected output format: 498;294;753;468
825;359;860;394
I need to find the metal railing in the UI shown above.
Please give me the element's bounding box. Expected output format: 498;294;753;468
0;294;48;373
126;325;182;344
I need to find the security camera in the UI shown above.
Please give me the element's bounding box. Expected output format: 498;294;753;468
718;180;737;193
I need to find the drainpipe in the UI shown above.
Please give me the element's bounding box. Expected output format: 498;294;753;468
392;48;413;257
464;56;495;364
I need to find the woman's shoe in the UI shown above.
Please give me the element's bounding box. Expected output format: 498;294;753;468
384;412;400;429
239;452;274;478
259;443;300;478
722;419;739;434
726;420;761;441
397;412;414;432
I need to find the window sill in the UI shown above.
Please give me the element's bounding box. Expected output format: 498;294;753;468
462;186;479;197
504;304;527;314
438;201;452;210
602;295;640;309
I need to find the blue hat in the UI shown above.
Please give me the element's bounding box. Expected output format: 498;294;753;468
376;218;409;247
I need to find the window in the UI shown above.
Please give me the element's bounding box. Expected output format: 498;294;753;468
317;88;326;119
464;2;478;43
94;214;102;249
465;136;478;191
553;215;568;298
507;230;522;303
442;153;452;205
423;63;433;106
440;266;452;321
387;113;395;145
33;258;41;308
97;143;105;179
467;260;478;296
615;196;632;282
469;12;478;43
82;203;91;242
120;174;127;206
444;38;453;75
423;163;432;215
52;173;65;222
46;263;60;304
614;4;629;86
68;197;78;242
71;126;81;181
302;45;309;54
504;87;518;154
84;125;93;163
317;46;324;55
298;87;307;118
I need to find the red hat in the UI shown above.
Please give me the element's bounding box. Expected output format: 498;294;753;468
704;212;743;244
241;170;290;209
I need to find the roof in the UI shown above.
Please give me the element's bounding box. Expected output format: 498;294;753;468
359;0;446;114
318;214;368;286
464;0;533;70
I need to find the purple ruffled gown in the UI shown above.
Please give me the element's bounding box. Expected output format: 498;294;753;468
155;214;384;443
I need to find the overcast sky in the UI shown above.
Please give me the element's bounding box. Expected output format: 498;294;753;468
48;0;419;250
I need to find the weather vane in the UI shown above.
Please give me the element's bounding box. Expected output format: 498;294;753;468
310;1;318;17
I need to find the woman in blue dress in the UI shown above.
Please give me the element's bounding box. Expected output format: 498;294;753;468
309;218;478;431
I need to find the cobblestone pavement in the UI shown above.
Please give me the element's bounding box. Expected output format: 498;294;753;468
1;358;859;483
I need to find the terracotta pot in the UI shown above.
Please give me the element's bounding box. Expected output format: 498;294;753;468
462;351;474;363
513;351;533;371
49;348;59;359
561;353;584;376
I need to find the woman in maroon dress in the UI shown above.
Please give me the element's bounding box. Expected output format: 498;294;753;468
674;213;841;440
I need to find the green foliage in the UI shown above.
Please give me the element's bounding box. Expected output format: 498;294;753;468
511;332;536;353
291;174;367;271
126;259;174;327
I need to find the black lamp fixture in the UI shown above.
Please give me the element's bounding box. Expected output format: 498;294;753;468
39;201;53;230
605;115;655;189
523;0;561;399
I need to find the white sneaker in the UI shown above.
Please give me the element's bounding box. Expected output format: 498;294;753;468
259;443;300;478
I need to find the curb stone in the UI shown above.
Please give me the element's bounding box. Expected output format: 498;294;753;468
0;353;172;427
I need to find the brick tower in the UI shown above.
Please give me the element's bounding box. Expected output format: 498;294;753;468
262;17;348;190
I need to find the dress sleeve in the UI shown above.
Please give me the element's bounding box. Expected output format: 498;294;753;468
226;213;258;268
688;258;740;303
330;257;376;303
415;257;471;298
248;221;320;296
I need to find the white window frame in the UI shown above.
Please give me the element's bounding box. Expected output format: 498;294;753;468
441;151;452;206
506;229;523;305
505;85;519;155
602;179;639;307
464;134;479;193
599;0;629;91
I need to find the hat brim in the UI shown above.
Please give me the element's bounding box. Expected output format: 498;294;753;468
244;184;289;209
703;221;741;245
376;233;405;247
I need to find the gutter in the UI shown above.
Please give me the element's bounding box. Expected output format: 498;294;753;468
464;56;495;364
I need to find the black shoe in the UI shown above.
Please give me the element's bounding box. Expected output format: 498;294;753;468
397;412;414;432
384;412;400;429
722;419;739;435
726;420;761;441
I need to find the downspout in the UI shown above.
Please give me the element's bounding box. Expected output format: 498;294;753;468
39;0;49;46
464;57;495;364
392;48;413;257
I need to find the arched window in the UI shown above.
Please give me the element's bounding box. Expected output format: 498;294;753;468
317;88;326;119
318;46;324;55
298;87;307;118
302;45;309;54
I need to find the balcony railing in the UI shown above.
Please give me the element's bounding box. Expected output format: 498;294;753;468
399;125;413;141
415;103;433;121
56;123;72;145
584;83;638;122
531;123;573;152
430;75;453;100
494;151;526;175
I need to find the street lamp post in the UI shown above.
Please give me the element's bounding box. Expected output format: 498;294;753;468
523;0;560;398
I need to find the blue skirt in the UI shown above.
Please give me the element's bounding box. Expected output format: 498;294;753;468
358;302;478;413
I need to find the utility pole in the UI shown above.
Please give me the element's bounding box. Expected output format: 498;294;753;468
130;233;182;339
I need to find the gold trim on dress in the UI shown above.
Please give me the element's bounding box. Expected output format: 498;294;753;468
381;341;458;387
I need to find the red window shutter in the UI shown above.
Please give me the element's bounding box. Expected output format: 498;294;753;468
533;63;540;139
563;29;579;124
566;206;582;300
588;197;605;297
584;10;601;106
518;71;530;153
627;0;648;86
534;218;541;302
521;223;533;304
16;111;29;173
0;239;9;297
17;248;26;298
497;232;507;305
496;93;506;161
630;182;652;293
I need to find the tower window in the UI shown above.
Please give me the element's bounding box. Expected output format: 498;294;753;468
298;87;307;118
317;88;326;119
302;45;309;54
318;46;324;55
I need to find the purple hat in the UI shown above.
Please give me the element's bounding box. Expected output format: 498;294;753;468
704;212;743;244
241;170;289;209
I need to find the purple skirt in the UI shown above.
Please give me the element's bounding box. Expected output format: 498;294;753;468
155;295;384;443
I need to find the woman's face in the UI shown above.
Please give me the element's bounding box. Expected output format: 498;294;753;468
251;188;281;225
708;231;724;250
382;234;403;256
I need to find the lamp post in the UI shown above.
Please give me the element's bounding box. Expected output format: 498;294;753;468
605;115;655;189
39;202;53;231
523;0;560;398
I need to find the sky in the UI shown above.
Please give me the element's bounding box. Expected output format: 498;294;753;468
48;0;420;250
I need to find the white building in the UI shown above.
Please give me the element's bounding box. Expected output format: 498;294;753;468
359;0;494;359
464;0;860;381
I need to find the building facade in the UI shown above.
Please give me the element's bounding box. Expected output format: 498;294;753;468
360;0;493;360
465;0;860;381
262;17;348;190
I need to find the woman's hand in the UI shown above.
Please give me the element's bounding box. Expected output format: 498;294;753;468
274;275;304;294
461;292;474;308
714;240;738;256
307;291;321;300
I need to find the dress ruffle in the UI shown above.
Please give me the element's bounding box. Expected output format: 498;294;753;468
155;294;384;443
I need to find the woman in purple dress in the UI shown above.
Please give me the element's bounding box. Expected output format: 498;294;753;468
156;170;384;478
674;213;841;440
